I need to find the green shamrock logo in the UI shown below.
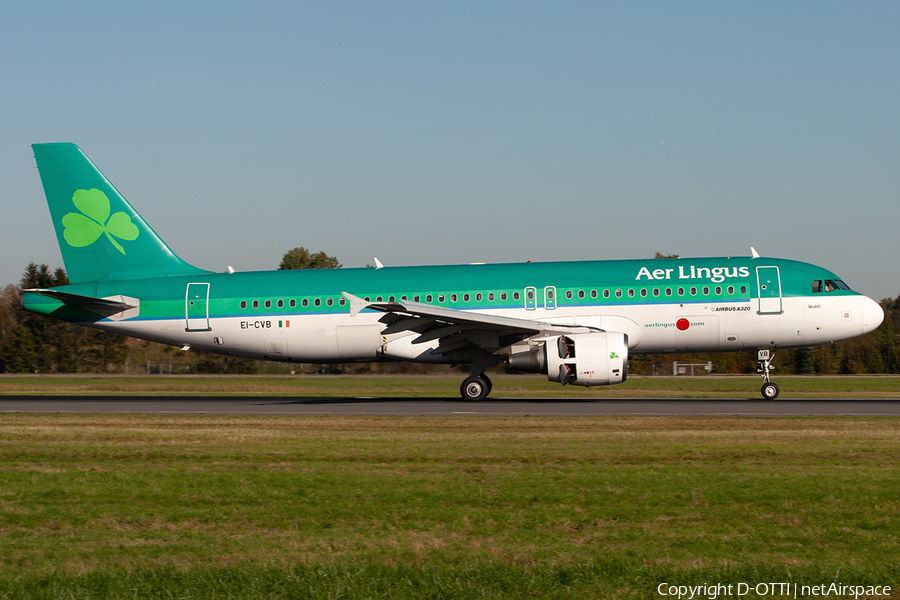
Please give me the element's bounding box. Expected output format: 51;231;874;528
610;352;619;359
61;189;139;255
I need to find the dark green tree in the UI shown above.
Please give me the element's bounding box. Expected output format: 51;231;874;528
279;247;341;270
0;263;128;373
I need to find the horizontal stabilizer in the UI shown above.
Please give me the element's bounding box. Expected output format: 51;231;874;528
23;289;140;320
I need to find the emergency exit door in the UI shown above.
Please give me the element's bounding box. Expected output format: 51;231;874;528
756;266;782;314
185;283;211;331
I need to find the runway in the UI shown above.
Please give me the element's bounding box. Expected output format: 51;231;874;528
1;396;899;416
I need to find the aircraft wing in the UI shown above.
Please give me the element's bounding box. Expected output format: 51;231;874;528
341;292;594;356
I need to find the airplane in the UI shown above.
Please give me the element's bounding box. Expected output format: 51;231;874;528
21;143;884;401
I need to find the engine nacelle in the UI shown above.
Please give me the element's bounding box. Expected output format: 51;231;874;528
509;331;628;387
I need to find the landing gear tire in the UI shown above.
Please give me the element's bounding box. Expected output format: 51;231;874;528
461;376;490;401
761;382;780;400
481;374;493;396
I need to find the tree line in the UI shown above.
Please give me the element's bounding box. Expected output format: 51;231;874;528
1;250;898;375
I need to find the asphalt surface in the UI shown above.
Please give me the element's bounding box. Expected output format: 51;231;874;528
1;396;899;416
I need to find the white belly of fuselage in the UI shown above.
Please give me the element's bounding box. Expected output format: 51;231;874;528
92;294;869;362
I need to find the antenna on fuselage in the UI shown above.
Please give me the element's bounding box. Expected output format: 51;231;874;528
373;257;384;269
750;247;760;259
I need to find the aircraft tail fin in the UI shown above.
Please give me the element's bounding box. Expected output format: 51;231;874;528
32;143;211;284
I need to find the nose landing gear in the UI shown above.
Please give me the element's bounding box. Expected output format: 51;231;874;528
757;349;780;400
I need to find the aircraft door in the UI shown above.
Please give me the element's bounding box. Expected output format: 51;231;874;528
185;283;211;331
544;286;557;310
525;286;537;311
756;266;783;314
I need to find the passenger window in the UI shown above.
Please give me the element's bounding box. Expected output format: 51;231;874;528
811;280;823;293
438;294;445;302
740;286;746;294
414;295;420;302
376;296;383;302
252;300;259;309
513;292;520;301
339;298;345;306
628;289;635;298
451;294;457;302
566;290;573;299
590;289;597;299
677;287;684;296
475;293;482;301
240;300;247;309
727;286;734;295
714;286;721;295
301;299;308;307
702;287;710;295
277;299;284;308
653;288;660;297
527;290;534;300
289;299;296;308
640;289;647;297
603;290;610;299
500;292;507;301
577;290;584;299
314;298;321;307
364;296;370;302
401;295;408;301
388;296;395;303
426;294;433;303
489;292;495;301
615;289;622;298
463;293;470;302
264;300;271;308
690;287;697;296
665;288;672;296
327;298;333;306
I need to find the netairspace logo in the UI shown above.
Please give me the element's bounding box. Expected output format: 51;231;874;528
657;581;891;599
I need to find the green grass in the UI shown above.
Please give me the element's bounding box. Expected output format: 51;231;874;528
1;415;899;598
1;373;900;398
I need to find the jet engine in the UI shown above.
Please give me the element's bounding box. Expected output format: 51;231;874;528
508;331;628;386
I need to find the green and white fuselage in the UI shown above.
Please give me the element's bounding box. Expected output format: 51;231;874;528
22;143;884;400
24;257;882;358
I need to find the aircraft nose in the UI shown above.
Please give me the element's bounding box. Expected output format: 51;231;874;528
862;296;885;334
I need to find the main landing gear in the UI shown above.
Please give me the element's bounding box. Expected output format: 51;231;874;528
460;373;492;401
757;349;779;400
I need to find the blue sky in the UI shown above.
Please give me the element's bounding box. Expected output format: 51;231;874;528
2;2;898;299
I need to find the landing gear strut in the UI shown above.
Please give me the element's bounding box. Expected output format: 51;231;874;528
757;349;780;400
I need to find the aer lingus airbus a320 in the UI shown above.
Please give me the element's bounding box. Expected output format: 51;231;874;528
22;143;884;400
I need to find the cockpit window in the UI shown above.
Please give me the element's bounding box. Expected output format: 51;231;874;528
811;280;823;293
824;279;839;292
835;279;851;291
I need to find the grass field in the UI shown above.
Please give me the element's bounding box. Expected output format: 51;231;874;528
2;373;900;398
1;414;898;598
